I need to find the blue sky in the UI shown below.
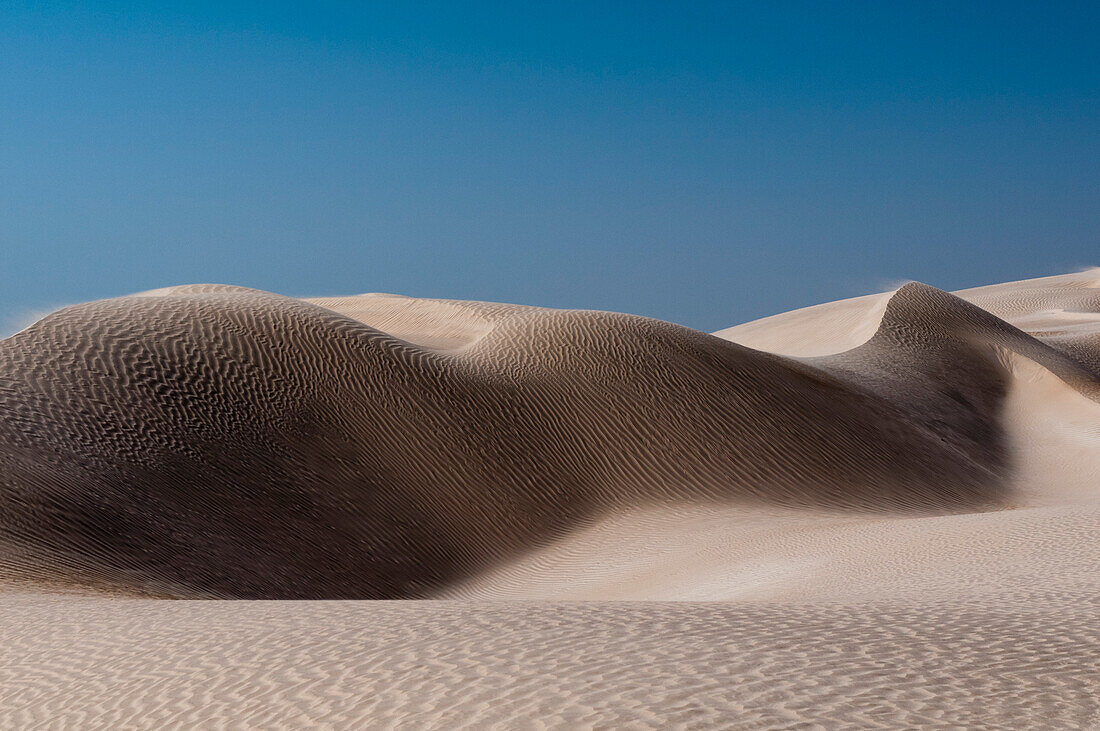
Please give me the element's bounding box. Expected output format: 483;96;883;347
2;1;1097;332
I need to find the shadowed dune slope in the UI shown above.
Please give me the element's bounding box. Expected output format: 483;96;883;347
0;275;1097;598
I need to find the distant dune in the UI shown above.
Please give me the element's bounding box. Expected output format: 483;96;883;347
1;271;1098;727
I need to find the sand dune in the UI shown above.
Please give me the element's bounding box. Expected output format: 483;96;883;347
1;271;1097;727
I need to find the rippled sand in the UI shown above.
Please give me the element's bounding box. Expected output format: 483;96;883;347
1;270;1098;727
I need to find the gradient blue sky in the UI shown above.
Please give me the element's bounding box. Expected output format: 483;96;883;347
2;1;1097;332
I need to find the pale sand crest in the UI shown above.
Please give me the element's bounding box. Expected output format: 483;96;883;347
0;271;1098;727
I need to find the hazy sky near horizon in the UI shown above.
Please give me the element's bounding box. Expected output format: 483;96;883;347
2;1;1097;333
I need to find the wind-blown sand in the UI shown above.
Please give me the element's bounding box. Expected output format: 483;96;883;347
0;271;1097;727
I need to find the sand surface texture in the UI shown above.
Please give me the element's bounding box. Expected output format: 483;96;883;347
1;271;1097;727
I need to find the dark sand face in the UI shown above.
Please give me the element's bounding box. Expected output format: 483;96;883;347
0;277;1096;598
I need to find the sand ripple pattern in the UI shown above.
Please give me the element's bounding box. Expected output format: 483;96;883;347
0;596;1096;729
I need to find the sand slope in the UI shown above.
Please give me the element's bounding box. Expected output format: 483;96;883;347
0;271;1098;727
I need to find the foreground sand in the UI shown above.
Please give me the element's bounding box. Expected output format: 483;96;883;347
1;270;1098;727
3;595;1096;728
